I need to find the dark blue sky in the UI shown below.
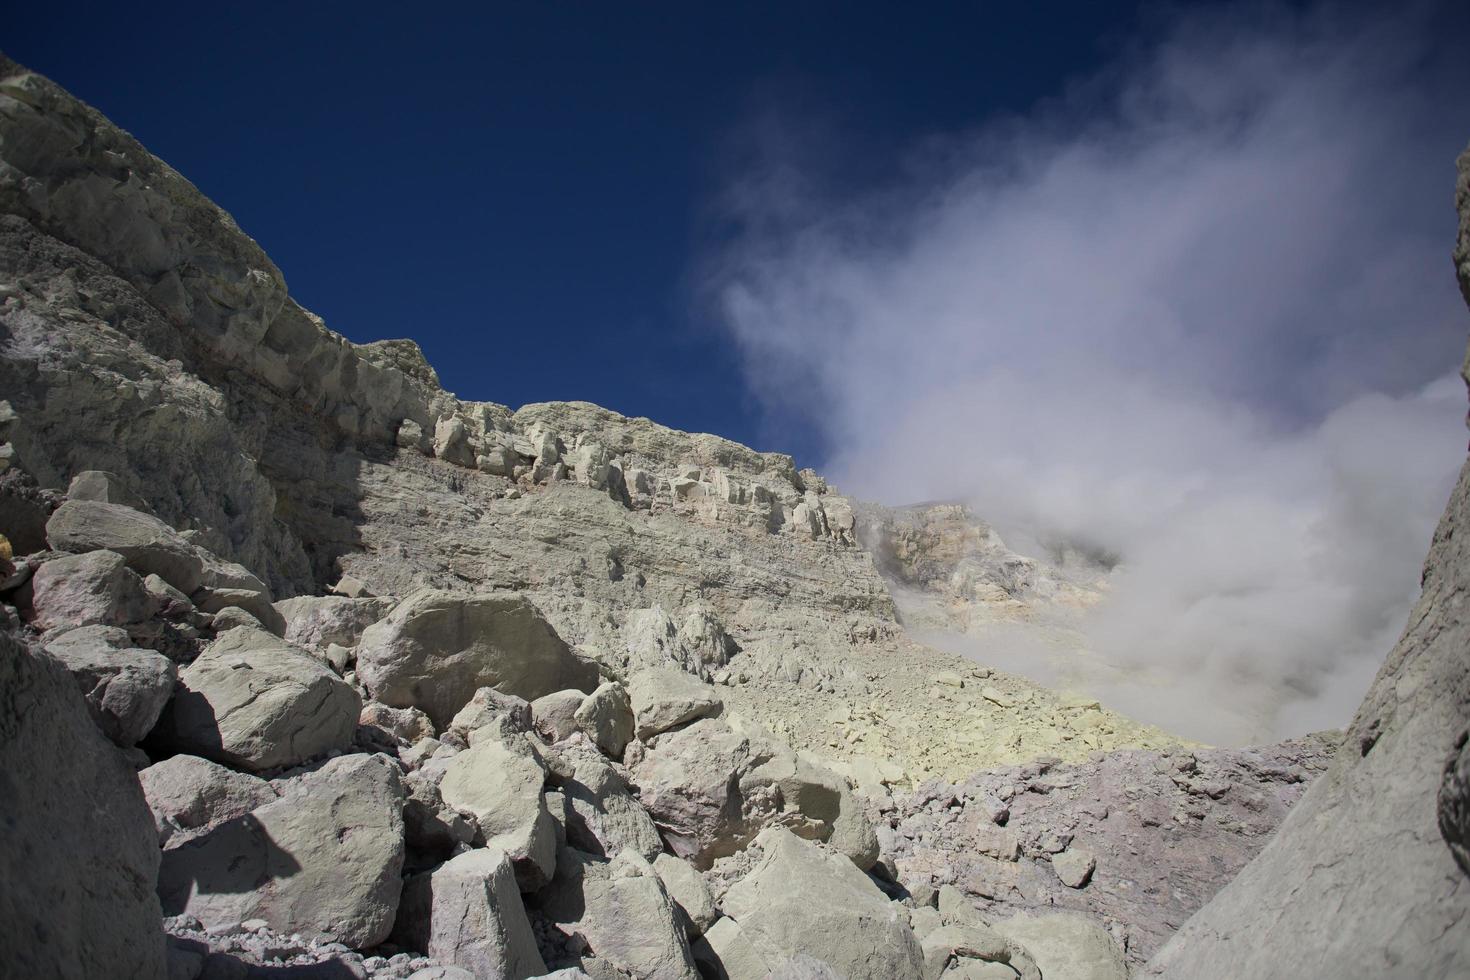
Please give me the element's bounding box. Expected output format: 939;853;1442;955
11;2;1258;462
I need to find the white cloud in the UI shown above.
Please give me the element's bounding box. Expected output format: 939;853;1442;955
707;3;1469;743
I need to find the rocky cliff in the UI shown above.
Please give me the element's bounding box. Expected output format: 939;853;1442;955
1;52;1466;980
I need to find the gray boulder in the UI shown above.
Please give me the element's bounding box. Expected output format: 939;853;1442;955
560;749;664;862
574;681;634;759
46;499;205;594
540;849;699;980
138;753;276;847
273;594;395;651
153;627;360;772
447;685;533;744
995;912;1124;980
532;688;587;742
717;828;924;980
67;469;150;511
29;549;156;631
361;700;436;744
44;624;176;745
627;668;722;740
157;752;406;948
392;848;547;979
438;733;557;889
356;589;598;728
652;853;718;939
0;630;166;978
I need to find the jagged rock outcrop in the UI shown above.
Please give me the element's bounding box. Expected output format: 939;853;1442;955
1144;142;1470;980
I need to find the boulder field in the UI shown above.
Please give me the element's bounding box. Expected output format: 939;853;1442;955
1;51;1468;979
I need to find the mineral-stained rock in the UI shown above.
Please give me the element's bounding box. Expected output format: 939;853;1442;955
356;589;598;729
627;667;723;740
574;681;634;759
538;849;699;980
157;753;406;948
438;732;557;889
392;848;546;979
46;500;206;594
996;912;1125;980
0;630;166;978
139;753;276;848
29;548;156;631
717;829;924;980
44;623;176;745
153;626;360;772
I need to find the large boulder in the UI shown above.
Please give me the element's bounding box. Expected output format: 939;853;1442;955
438;733;558;889
46;499;205;594
532;689;586;742
153;627;360;772
559;748;664;862
29;549;157;631
138;753;276;847
44;624;176;745
392;848;547;979
356;589;599;728
574;681;634;759
715;829;924;980
1145;145;1470;980
652;853;718;940
0;630;166;978
631;716;878;869
273;594;396;651
995;912;1125;980
539;849;699;980
157;753;406;948
629;717;778;867
627;668;722;740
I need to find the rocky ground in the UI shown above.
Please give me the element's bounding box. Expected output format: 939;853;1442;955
2;50;1469;980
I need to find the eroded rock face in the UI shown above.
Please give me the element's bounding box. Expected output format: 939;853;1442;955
1145;143;1470;980
356;589;598;729
157;753;406;948
154;627;360;772
0;629;166;978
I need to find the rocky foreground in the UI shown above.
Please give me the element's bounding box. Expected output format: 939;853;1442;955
1;53;1468;980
